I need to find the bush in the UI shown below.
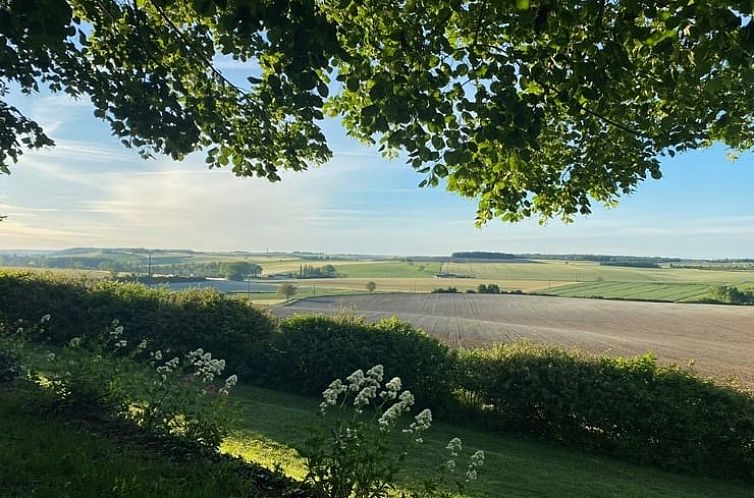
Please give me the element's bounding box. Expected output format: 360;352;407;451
431;287;457;294
28;320;238;450
0;271;275;377
266;315;456;410
477;284;500;294
456;343;754;480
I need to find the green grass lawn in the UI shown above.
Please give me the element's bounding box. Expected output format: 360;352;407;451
224;385;754;498
2;381;753;498
0;384;297;498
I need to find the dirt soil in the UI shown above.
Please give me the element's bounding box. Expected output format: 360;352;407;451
276;293;754;387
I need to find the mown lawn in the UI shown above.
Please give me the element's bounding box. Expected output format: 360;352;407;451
2;381;752;498
225;385;754;498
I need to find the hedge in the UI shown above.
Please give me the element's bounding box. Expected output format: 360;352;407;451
266;314;456;409
0;271;275;376
457;344;754;480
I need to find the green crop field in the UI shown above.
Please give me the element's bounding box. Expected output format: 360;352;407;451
332;261;442;278
444;260;754;285
543;281;716;302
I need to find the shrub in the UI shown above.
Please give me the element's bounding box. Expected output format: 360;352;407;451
430;287;457;294
0;271;275;377
28;319;237;450
476;284;500;294
267;315;456;410
457;343;754;480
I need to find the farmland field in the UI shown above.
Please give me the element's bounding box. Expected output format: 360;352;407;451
542;281;715;302
443;260;754;284
277;293;754;386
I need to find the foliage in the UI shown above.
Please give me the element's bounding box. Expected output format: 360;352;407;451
224;262;263;281
304;365;483;498
268;315;456;410
278;283;299;302
28;318;238;449
430;287;458;294
294;264;338;279
0;271;275;377
476;284;500;294
366;281;377;293
706;285;754;305
457;343;754;480
4;1;754;221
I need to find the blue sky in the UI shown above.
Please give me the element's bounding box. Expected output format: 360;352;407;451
1;76;753;258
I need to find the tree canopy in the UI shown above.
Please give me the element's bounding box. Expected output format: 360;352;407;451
2;0;753;222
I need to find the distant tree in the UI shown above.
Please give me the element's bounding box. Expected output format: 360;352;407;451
278;283;298;303
224;262;263;281
365;281;377;293
321;264;337;277
478;283;501;294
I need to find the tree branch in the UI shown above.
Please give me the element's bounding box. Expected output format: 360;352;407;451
578;103;642;136
147;1;250;98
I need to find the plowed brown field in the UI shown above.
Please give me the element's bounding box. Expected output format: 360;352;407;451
276;293;754;386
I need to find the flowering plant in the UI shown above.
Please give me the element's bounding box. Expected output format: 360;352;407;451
305;365;484;498
135;345;238;448
35;317;237;449
0;320;27;383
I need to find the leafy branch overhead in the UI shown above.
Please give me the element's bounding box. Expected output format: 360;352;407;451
2;0;753;222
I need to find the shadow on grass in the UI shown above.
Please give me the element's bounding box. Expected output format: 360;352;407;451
226;385;754;498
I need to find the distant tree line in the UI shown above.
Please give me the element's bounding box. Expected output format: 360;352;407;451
296;264;337;278
520;254;683;264
431;287;458;293
451;252;519;260
600;260;661;269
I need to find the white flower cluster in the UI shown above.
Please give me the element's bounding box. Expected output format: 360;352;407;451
40;314;51;324
444;438;484;480
186;348;226;383
156;356;180;380
68;337;82;348
114;340;127;349
319;365;429;437
465;450;485;481
219;374;238;396
320;379;348;412
136;339;148;351
446;437;462;458
109;320;124;338
405;408;433;442
379;377;402;400
378;389;415;430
